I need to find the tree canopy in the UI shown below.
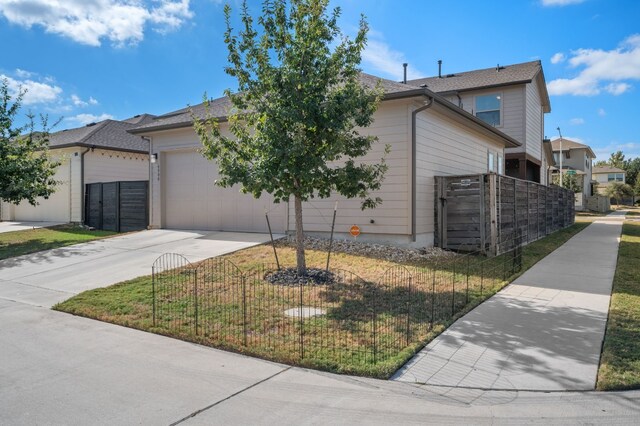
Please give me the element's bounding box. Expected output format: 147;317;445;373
605;182;633;206
0;80;60;205
194;0;386;275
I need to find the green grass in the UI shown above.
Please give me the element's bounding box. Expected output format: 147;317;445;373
0;225;116;260
597;220;640;390
54;221;590;378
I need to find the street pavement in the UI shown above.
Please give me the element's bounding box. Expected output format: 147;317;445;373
393;212;627;391
1;221;639;424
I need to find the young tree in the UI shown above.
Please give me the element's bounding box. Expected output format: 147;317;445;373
552;173;582;193
0;80;60;205
194;0;387;276
605;182;633;206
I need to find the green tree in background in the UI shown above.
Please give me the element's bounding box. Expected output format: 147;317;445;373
194;0;386;275
606;182;633;206
0;79;60;206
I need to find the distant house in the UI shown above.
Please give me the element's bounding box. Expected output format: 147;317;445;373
407;60;551;184
0;115;154;225
130;73;521;247
592;166;626;194
549;138;596;209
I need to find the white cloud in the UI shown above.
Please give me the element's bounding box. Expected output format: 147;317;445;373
550;52;566;64
362;35;424;81
1;73;62;105
0;0;194;47
598;108;606;116
66;113;114;126
71;94;87;107
541;0;586;6
547;34;640;96
569;118;585;125
70;94;99;107
15;68;34;78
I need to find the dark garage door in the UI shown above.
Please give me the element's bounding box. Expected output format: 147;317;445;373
85;181;148;232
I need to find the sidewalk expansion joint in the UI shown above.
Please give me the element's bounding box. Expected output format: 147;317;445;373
169;366;292;426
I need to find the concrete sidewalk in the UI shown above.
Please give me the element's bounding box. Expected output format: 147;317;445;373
393;211;626;391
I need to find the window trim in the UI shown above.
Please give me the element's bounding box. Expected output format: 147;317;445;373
474;92;503;128
488;151;495;173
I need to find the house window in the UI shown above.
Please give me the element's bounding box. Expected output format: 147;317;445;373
608;173;624;182
488;151;495;172
475;94;501;126
498;154;504;175
565;151;570;159
586;159;589;169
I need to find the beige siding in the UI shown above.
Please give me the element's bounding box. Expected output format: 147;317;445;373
10;148;75;222
525;79;543;163
84;149;149;184
454;86;525;150
148;127;287;231
415;107;506;239
287;100;411;237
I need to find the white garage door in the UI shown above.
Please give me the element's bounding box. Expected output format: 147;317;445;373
13;159;71;222
163;150;287;232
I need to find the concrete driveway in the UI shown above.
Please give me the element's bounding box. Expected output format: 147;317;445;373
0;221;65;233
0;229;277;308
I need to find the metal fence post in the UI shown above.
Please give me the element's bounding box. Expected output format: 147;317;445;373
193;269;199;336
406;275;412;347
242;273;248;347
431;265;436;328
299;280;304;360
372;284;378;364
451;261;456;316
152;266;156;327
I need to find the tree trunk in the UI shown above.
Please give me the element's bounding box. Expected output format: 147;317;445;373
294;194;307;276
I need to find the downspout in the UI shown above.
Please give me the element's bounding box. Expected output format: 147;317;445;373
141;136;152;229
411;94;434;242
79;147;91;224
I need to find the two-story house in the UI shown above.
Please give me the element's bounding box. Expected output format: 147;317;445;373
592;166;626;194
550;138;596;209
407;60;551;184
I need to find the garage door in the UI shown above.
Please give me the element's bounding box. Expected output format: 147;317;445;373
163;150;287;232
13;159;71;222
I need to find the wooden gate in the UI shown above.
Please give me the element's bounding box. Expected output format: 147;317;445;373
435;174;575;255
85;181;148;232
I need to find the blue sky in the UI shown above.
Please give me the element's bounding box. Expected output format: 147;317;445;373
1;0;639;160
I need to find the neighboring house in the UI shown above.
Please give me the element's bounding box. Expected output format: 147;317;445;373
407;60;551;184
130;73;520;247
0;115;154;224
592;166;626;195
549;138;596;209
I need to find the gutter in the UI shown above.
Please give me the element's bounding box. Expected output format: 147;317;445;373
79;147;91;224
411;95;434;243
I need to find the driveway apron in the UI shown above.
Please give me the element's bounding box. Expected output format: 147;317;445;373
393;212;626;391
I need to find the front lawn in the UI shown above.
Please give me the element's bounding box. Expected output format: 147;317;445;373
0;225;116;261
597;220;640;390
55;222;590;378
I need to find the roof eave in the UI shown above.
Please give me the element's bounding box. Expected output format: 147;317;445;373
48;142;148;154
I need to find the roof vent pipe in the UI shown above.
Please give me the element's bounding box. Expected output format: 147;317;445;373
403;63;408;84
438;60;442;78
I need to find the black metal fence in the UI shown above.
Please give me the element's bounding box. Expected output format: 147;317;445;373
151;233;526;372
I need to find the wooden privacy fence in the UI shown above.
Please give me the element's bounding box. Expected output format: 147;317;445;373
435;174;575;255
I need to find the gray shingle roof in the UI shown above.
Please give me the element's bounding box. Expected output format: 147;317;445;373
129;74;422;134
550;138;597;159
48;116;153;153
406;60;543;93
592;166;625;174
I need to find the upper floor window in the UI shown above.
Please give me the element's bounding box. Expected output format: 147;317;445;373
608;173;624;182
475;94;501;126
